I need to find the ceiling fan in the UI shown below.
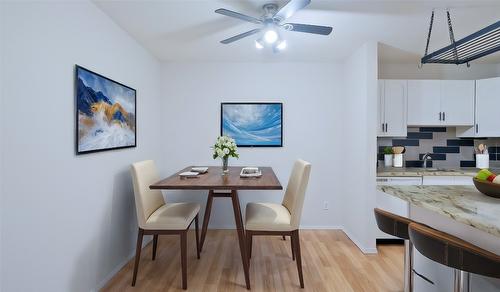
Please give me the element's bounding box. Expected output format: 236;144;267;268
215;0;333;51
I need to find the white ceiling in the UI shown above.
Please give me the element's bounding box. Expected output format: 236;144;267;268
94;0;500;63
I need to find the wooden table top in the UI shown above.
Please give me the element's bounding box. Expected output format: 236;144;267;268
150;166;283;190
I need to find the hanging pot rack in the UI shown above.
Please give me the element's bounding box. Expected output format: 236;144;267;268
421;9;500;67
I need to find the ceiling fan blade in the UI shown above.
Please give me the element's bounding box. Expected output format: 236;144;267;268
274;0;311;21
215;8;262;24
284;23;332;35
220;29;261;44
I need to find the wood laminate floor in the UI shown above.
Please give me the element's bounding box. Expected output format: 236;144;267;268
102;230;403;292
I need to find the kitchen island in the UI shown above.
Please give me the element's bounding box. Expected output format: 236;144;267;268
378;185;500;292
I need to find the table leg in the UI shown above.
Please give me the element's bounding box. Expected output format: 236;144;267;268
230;190;250;290
200;190;214;252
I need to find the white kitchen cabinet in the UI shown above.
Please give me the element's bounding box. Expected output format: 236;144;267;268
440;80;475;126
377;80;384;135
407;80;441;125
407;80;474;126
375;176;418;239
413;248;454;292
422;176;474;185
378;80;407;137
457;77;500;137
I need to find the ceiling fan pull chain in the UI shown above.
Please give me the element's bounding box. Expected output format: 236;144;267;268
446;10;459;64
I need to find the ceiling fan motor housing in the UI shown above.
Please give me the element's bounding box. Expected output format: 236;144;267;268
262;3;280;22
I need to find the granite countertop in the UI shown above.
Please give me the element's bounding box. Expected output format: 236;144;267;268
378;185;500;238
377;167;478;177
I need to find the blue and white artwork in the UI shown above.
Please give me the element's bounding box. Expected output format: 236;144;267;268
76;66;136;154
221;103;282;147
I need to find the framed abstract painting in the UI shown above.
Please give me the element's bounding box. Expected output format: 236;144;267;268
221;102;283;147
75;65;136;154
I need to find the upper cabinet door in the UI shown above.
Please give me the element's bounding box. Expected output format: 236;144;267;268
384;80;407;137
377;80;385;136
440;80;474;126
476;77;500;137
407;80;441;126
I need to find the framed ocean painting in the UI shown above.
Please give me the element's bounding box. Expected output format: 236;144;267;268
221;102;283;147
75;65;136;154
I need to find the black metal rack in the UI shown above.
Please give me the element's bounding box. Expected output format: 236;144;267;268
421;18;500;65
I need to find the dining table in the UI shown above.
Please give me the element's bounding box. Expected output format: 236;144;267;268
149;166;283;290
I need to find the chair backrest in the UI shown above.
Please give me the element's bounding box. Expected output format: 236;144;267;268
282;159;312;229
409;222;500;279
374;208;414;240
130;160;165;228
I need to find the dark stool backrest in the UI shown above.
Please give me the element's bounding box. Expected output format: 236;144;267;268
374;208;413;240
408;223;500;279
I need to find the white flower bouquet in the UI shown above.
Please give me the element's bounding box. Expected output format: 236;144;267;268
212;135;239;174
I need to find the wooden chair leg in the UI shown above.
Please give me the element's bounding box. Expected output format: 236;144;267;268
292;230;304;288
180;231;188;289
291;235;295;261
152;234;158;260
246;231;253;260
195;214;200;259
131;229;144;286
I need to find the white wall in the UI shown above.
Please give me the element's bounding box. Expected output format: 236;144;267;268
1;2;162;291
160;62;345;229
379;63;500;80
341;43;378;253
0;3;5;291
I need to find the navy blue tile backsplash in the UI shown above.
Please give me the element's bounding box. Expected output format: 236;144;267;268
407;132;433;139
447;139;474;147
378;127;500;168
392;139;419;146
433;146;460;153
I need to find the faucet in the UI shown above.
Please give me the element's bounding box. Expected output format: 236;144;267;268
422;152;432;168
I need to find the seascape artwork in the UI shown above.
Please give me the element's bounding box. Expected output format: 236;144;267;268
76;66;136;154
221;103;282;147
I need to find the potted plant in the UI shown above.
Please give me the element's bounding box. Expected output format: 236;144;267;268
383;146;393;167
212;135;239;175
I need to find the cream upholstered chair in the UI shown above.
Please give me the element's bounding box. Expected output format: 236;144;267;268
245;159;311;288
130;160;200;290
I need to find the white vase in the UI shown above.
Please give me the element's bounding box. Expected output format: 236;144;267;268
384;154;393;167
393;154;403;167
476;154;489;169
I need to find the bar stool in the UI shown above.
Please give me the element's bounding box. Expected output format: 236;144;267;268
374;208;414;292
408;222;500;292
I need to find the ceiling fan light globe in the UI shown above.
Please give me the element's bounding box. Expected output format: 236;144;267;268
264;30;278;44
276;40;287;50
255;40;264;49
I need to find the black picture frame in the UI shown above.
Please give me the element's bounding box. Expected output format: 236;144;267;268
75;65;137;155
220;102;283;147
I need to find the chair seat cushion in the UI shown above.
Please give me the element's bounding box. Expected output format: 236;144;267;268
145;202;200;230
245;202;293;231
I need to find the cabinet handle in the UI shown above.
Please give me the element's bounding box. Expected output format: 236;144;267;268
381;123;384;132
476;124;479;133
385;123;388;132
439;112;442;121
443;112;445;121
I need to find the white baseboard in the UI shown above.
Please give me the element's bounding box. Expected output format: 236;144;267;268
299;225;343;230
342;229;378;254
93;237;152;292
